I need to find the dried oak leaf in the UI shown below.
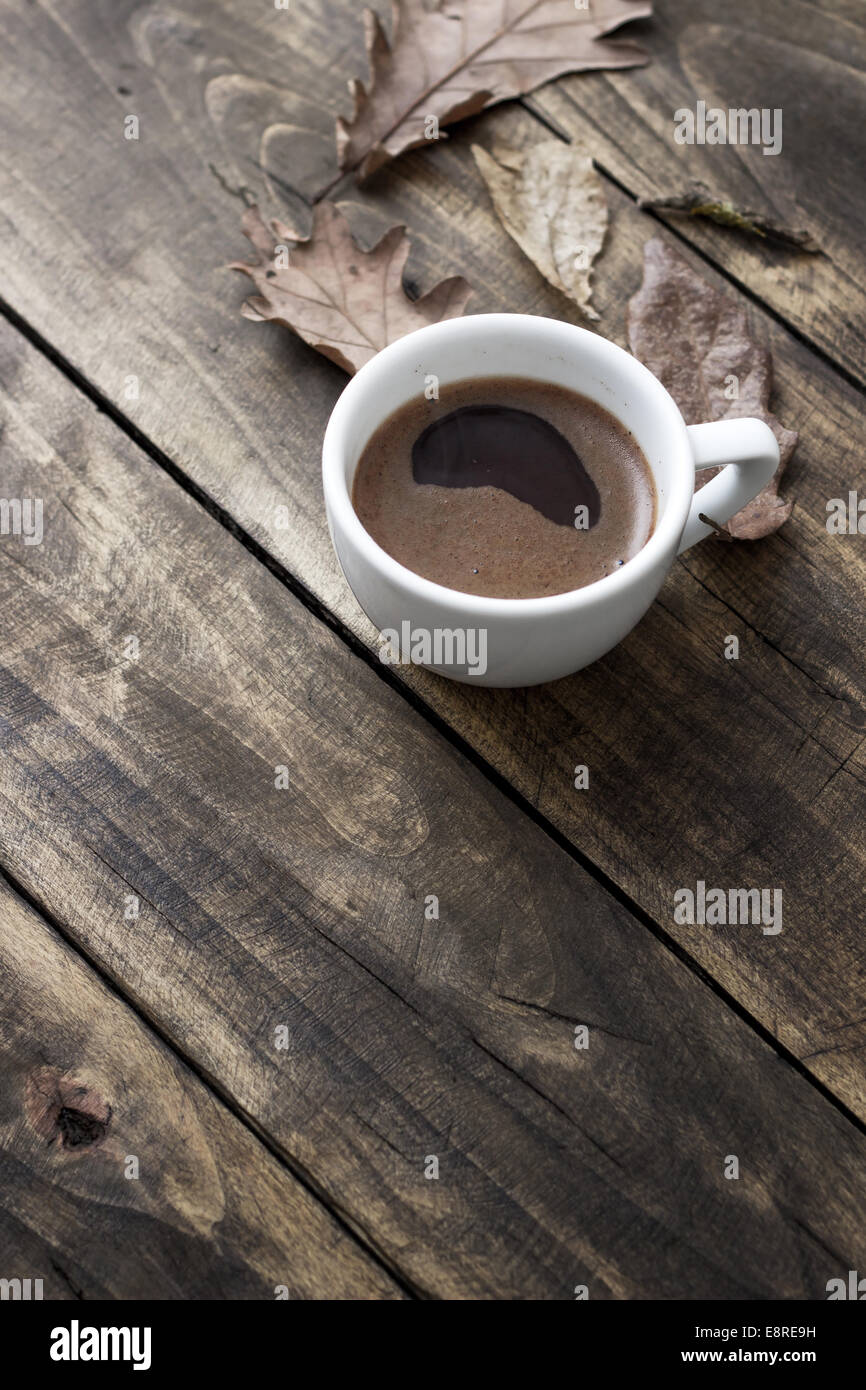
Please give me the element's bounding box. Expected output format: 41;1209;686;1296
473;141;608;320
627;239;797;539
338;0;652;181
229;202;472;374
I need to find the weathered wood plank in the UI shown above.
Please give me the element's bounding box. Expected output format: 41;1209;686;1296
0;879;403;1299
40;0;863;381
3;320;866;1298
0;1;864;1113
527;0;866;383
352;117;866;1115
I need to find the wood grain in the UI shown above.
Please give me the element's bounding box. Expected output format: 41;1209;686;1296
527;0;866;384
371;113;866;1111
2;319;866;1298
0;879;402;1299
0;1;863;1114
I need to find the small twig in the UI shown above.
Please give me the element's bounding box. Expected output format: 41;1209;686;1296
638;184;821;253
698;511;735;541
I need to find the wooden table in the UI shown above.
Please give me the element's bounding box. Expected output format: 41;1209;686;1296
1;0;864;1300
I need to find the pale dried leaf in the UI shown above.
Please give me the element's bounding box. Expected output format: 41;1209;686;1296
229;203;473;374
627;239;797;539
473;141;608;319
338;0;652;180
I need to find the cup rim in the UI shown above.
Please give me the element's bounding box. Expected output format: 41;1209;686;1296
322;314;694;617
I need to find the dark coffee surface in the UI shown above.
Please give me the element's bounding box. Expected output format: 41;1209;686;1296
412;404;601;528
352;377;656;599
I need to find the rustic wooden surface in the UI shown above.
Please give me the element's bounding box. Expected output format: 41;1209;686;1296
527;0;866;383
0;878;403;1300
0;0;864;1298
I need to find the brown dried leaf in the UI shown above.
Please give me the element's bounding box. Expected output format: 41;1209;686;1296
229;203;472;374
338;0;652;181
627;239;797;539
473;141;608;320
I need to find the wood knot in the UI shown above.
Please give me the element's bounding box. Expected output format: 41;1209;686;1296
25;1067;112;1152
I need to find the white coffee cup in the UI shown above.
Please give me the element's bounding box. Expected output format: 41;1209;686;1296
322;314;779;687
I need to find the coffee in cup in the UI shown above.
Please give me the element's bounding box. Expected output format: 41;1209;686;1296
352;376;657;599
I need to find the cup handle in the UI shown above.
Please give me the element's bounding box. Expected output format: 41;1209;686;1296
678;419;780;554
